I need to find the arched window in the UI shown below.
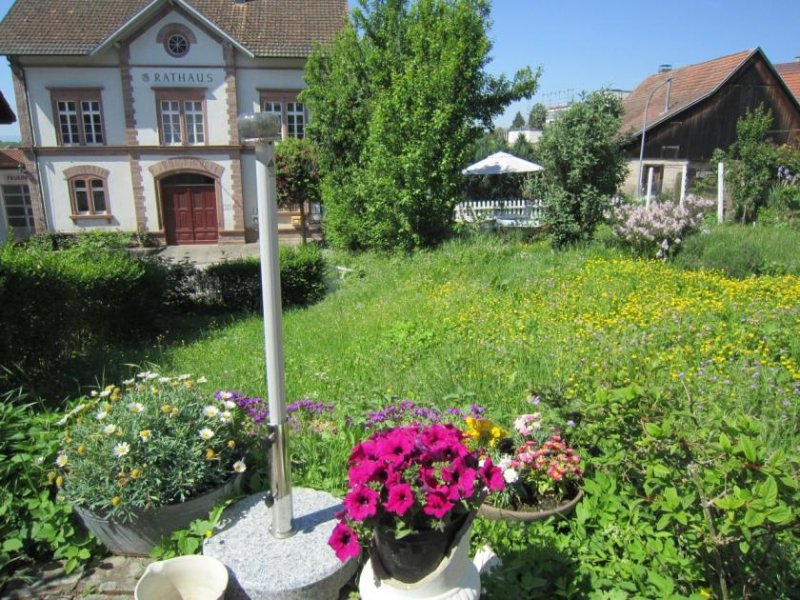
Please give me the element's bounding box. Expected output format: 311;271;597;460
64;166;111;221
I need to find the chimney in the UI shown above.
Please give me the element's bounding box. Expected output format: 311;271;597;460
658;64;673;73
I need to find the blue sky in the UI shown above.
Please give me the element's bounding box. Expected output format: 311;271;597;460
0;0;797;139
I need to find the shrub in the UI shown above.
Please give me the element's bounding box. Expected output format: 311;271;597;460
0;242;167;394
275;138;320;209
205;244;327;312
611;195;715;258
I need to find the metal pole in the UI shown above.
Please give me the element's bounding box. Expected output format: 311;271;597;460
680;164;688;206
717;161;725;224
645;167;654;208
636;77;673;201
255;140;294;538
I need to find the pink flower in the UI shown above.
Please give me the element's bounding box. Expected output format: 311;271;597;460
328;522;360;562
376;429;415;467
348;459;384;486
441;458;477;500
479;458;505;492
343;485;379;521
384;482;414;516
423;490;454;519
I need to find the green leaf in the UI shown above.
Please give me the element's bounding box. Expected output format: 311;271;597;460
2;538;23;552
714;496;745;511
742;509;766;528
718;432;732;451
758;476;778;506
644;422;662;437
739;436;758;463
766;505;793;525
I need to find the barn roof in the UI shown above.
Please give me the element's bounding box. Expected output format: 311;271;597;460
621;49;757;139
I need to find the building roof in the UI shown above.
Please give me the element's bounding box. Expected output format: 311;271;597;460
0;90;15;124
0;148;25;168
775;61;800;103
621;49;757;138
0;0;346;57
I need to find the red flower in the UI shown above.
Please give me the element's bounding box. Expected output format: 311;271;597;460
328;522;360;562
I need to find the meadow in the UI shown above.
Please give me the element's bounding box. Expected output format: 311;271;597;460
147;237;799;598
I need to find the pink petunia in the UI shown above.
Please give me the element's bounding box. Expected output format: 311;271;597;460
479;458;505;492
423;490;454;519
384;482;415;516
343;484;380;521
376;428;415;468
328;522;361;562
348;459;383;486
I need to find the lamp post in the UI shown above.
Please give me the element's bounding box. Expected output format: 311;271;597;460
636;76;672;201
238;112;294;539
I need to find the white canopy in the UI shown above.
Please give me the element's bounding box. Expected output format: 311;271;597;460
461;151;544;176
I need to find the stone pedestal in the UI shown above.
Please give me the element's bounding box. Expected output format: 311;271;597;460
204;489;357;599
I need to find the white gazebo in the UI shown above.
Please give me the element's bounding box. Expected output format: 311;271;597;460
457;152;544;227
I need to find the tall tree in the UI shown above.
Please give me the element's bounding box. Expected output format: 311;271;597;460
510;111;526;129
536;90;627;247
303;0;539;251
527;102;547;129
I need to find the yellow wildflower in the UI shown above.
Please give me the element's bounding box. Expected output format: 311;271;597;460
111;496;121;507
205;448;217;460
227;440;236;449
55;475;63;487
161;404;172;414
77;444;86;456
130;468;142;479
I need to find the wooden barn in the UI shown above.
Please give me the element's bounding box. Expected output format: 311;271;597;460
620;48;800;198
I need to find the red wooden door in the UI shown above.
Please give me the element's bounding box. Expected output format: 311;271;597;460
163;184;218;245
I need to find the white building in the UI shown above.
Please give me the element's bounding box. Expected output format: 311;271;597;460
0;0;344;245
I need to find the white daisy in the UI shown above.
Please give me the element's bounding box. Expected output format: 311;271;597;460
55;454;68;467
122;378;135;386
199;428;215;440
113;443;130;458
95;410;108;421
219;411;232;424
158;377;172;384
128;402;144;414
503;468;519;484
139;430;152;443
177;373;192;381
203;405;220;418
223;400;237;410
196;376;208;384
103;424;117;435
233;460;247;474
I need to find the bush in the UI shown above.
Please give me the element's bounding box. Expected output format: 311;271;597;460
205;244;327;312
611;195;715;258
673;224;800;277
0;242;167;394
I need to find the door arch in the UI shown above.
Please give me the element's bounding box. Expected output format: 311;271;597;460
160;173;218;245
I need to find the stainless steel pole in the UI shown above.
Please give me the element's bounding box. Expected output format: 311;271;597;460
255;140;294;538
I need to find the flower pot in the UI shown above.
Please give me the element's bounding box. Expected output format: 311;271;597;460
369;511;472;584
75;477;240;556
478;489;584;522
135;555;228;600
359;515;480;599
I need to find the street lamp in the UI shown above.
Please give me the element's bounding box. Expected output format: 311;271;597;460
636;76;672;201
237;112;294;538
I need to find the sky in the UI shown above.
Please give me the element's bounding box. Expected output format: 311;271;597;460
0;0;797;139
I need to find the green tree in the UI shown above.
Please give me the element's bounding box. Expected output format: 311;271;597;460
527;102;547;129
303;0;539;251
536;90;626;248
510;111;525;129
275;138;321;243
715;104;776;223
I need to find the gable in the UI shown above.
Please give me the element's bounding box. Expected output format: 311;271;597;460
0;0;346;57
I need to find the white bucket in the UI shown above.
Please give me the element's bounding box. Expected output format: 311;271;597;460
135;555;229;600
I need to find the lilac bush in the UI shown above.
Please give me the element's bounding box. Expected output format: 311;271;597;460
611;195;715;258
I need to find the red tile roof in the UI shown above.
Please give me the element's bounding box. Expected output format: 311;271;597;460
621;49;756;138
0;0;346;57
0;148;25;169
775;61;800;103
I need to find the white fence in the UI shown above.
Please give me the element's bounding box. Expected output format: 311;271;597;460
454;199;545;228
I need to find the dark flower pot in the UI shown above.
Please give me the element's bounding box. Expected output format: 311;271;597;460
75;477;240;556
479;489;584;522
369;511;473;583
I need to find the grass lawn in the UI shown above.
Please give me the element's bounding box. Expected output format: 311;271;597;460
144;237;799;597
